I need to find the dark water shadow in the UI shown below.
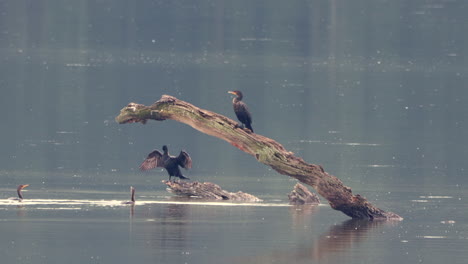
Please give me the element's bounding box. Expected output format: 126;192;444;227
128;203;135;218
232;214;396;264
16;204;27;217
289;204;320;227
139;202;190;254
308;219;390;260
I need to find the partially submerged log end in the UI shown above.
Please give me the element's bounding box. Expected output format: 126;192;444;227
333;194;404;221
163;180;263;202
288;183;320;205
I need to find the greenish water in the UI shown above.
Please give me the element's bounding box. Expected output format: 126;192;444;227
1;180;467;264
1;0;468;263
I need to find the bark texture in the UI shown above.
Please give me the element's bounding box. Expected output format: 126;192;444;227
163;180;262;202
116;95;402;220
288;183;320;205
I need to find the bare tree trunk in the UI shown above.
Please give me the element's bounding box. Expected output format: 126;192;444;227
116;95;402;220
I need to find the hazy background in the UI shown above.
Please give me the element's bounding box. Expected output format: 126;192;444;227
1;0;467;197
1;1;468;264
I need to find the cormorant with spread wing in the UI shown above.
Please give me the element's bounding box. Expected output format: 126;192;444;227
228;90;253;132
140;145;192;181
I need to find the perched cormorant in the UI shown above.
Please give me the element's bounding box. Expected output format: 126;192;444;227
228;90;253;132
122;186;135;204
140;145;192;181
8;184;29;201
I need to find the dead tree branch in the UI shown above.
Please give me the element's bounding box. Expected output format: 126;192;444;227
116;95;402;220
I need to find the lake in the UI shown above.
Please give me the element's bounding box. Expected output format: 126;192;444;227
1;0;468;263
1;174;467;264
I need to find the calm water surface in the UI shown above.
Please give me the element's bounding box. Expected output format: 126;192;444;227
1;177;467;264
1;0;468;263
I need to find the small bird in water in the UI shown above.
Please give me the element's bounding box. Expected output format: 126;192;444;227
122;186;136;204
8;184;29;202
228;90;253;132
140;145;192;181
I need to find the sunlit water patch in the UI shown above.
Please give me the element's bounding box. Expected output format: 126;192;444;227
418;236;448;239
294;139;382;146
36;207;83;210
411;199;429;203
419;196;453;199
56;131;77;134
0;199;295;208
363;164;395;168
65;63;93;67
440;220;456;224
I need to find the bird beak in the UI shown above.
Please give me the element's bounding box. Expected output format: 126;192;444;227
22;184;29;189
228;91;236;95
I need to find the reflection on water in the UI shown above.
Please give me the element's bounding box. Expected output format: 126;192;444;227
234;218;391;264
0;186;467;264
289;205;320;228
294;139;382;147
312;220;392;260
0;198;292;207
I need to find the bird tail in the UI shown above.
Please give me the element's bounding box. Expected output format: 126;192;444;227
246;123;254;132
178;175;190;180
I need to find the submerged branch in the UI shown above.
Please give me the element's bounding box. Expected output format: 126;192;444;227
116;95;402;220
288;183;320;205
163;180;262;202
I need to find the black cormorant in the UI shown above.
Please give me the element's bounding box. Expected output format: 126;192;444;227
140;145;192;181
8;184;29;201
228;90;253;132
122;186;135;204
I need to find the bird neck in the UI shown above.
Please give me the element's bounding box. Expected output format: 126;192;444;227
17;189;23;199
131;188;135;202
163;147;169;156
233;97;242;103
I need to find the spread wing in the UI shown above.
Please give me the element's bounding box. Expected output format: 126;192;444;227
177;150;192;170
139;150;164;171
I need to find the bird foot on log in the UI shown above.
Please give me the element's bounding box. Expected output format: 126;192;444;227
288;183;320;205
233;123;253;133
163;180;263;202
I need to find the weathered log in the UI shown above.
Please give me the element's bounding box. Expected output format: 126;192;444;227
116;95;402;220
288;183;320;205
163;180;262;202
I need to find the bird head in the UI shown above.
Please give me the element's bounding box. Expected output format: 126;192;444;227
18;184;29;191
228;90;243;100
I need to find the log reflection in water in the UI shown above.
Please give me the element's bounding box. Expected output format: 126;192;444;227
232;217;396;263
